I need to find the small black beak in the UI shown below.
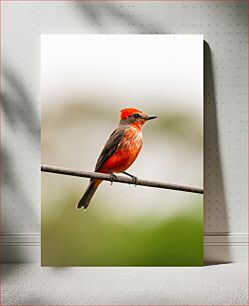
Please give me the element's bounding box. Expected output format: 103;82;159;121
146;115;157;121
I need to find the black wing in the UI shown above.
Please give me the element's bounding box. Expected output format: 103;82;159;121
95;126;126;172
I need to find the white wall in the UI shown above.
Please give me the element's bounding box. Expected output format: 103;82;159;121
1;1;248;263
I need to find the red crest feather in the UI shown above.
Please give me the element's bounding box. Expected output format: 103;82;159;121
120;108;141;119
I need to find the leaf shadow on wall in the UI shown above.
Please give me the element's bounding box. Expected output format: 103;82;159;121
74;1;166;34
1;65;39;264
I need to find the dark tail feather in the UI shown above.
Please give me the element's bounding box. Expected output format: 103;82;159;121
77;179;101;209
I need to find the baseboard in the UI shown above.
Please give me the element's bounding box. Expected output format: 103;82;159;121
1;233;41;262
204;232;248;263
1;233;248;263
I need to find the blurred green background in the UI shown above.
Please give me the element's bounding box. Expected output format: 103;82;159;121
42;193;202;266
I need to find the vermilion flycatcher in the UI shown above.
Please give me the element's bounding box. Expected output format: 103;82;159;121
77;108;157;209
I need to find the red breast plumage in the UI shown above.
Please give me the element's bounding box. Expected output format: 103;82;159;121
77;108;157;209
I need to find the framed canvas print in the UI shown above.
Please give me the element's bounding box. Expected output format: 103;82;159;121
41;35;203;266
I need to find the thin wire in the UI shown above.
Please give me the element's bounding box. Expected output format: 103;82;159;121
41;164;203;194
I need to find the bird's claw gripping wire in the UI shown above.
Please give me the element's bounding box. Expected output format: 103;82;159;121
109;172;117;185
123;171;138;186
131;176;138;186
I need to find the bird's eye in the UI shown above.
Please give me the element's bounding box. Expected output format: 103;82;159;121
133;114;140;118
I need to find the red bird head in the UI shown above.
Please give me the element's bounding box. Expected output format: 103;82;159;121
120;108;157;129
